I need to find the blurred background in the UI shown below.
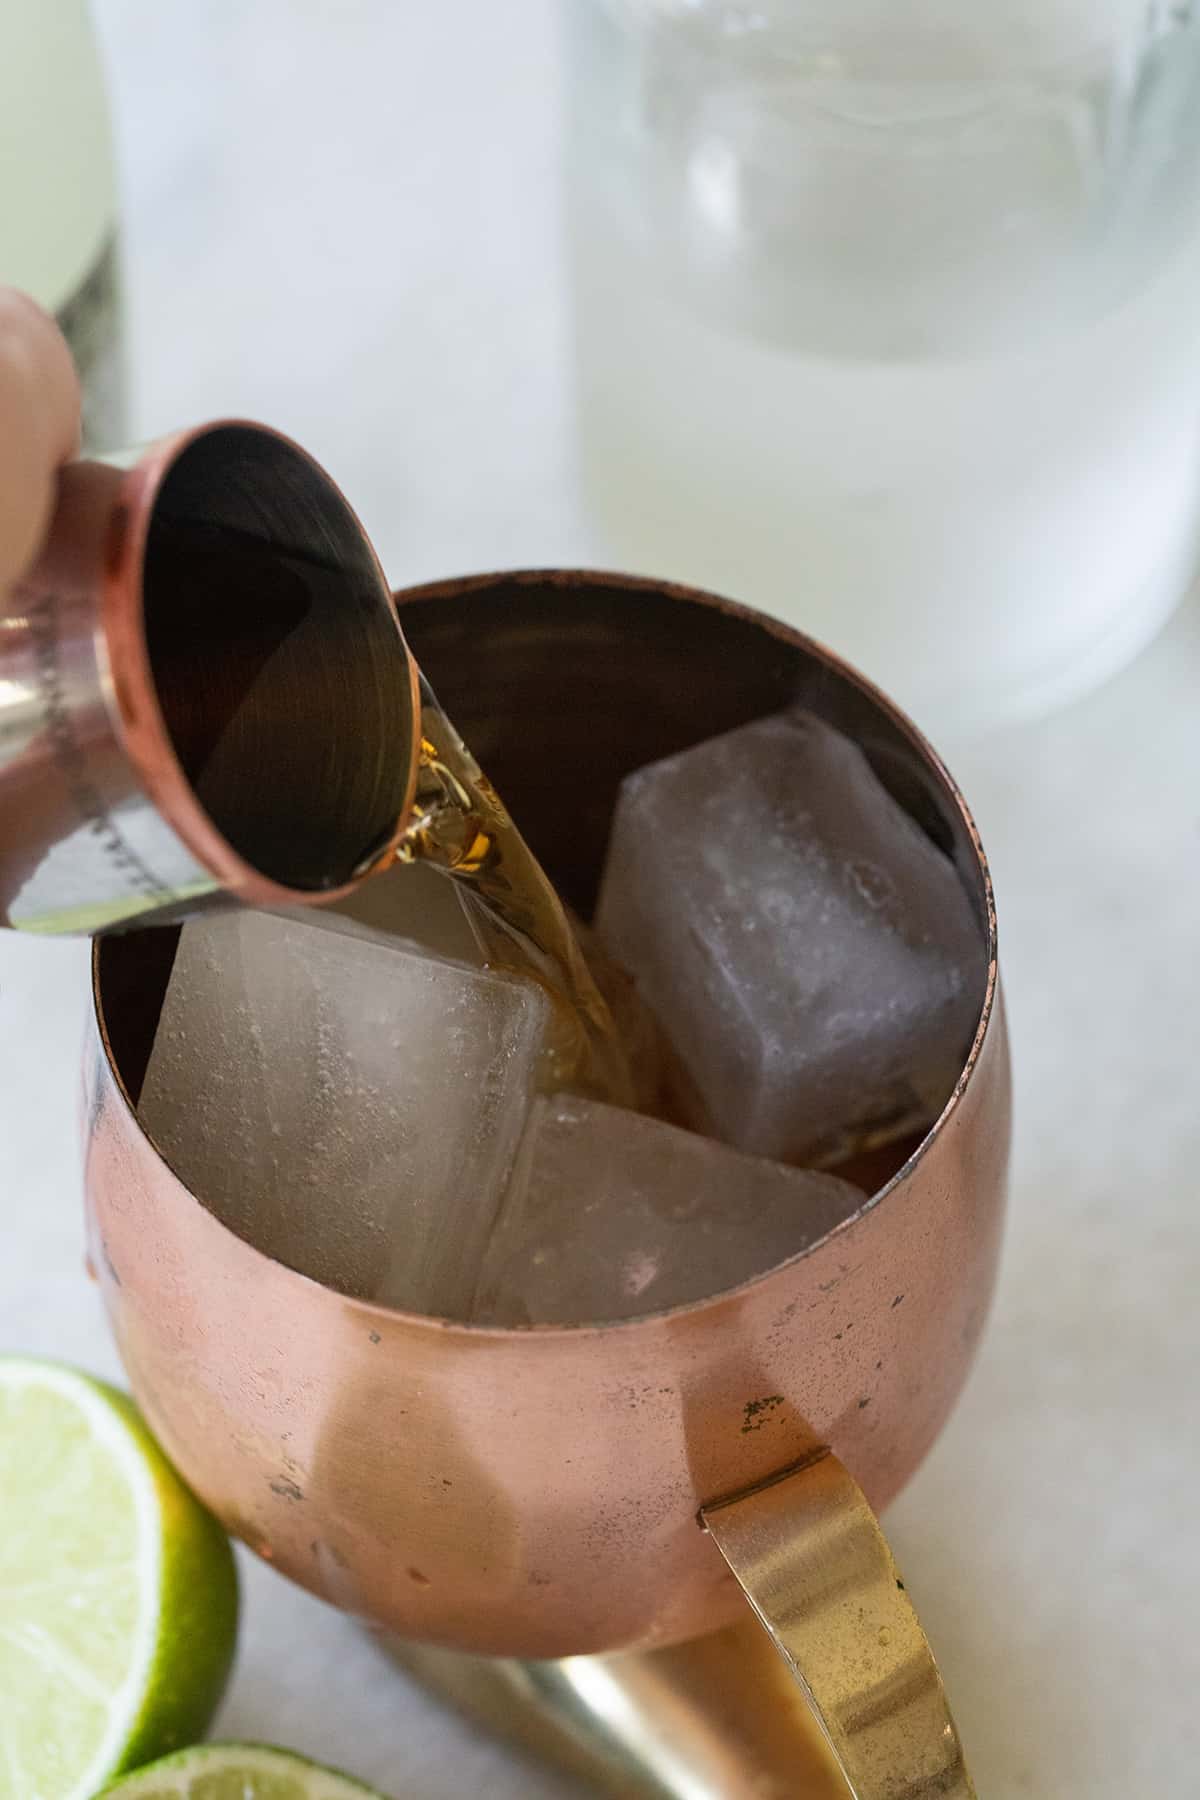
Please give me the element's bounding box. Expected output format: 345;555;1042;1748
3;3;1200;1795
28;0;589;585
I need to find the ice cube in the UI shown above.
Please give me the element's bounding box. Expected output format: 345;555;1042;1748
316;858;483;965
139;909;549;1315
471;1094;866;1325
596;708;986;1165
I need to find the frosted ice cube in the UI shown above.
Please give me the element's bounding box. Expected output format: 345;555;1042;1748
139;908;549;1315
315;858;482;965
471;1094;866;1325
596;708;986;1165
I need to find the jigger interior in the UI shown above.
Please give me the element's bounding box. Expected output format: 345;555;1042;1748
85;570;1009;1660
127;423;419;894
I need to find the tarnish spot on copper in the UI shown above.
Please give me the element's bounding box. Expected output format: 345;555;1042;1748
741;1395;785;1434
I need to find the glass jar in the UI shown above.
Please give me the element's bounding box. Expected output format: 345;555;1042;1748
0;0;127;449
566;0;1200;734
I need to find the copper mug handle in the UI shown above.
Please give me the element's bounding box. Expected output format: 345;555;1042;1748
396;1447;975;1798
704;1452;973;1799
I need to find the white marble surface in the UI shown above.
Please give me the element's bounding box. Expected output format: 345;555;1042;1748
2;2;1199;1794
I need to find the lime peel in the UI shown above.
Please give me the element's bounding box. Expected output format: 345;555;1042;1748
97;1740;390;1798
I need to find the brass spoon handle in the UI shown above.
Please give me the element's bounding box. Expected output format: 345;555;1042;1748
704;1452;974;1800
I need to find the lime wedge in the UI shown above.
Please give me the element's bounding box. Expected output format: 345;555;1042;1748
0;1357;238;1800
97;1743;388;1797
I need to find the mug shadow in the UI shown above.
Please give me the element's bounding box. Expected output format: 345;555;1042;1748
883;1348;1095;1799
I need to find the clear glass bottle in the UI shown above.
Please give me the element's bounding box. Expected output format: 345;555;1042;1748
0;0;127;449
567;1;1200;735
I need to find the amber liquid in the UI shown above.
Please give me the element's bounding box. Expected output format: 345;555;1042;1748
379;680;920;1189
391;677;642;1109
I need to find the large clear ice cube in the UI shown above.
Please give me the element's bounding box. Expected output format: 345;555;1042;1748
318;858;482;965
596;708;985;1164
139;908;549;1315
472;1093;866;1325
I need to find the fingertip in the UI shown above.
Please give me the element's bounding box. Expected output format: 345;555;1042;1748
0;287;83;588
0;285;83;465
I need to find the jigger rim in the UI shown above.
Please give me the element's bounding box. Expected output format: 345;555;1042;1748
102;417;421;909
94;566;999;1340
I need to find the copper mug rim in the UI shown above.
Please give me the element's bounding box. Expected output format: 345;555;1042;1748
92;565;1000;1343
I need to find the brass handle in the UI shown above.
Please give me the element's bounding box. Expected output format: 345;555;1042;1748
703;1451;974;1800
384;1450;972;1798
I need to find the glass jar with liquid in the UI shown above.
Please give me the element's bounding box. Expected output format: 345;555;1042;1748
567;0;1200;734
0;0;126;449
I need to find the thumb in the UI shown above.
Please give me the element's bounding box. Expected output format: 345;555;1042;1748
0;288;83;592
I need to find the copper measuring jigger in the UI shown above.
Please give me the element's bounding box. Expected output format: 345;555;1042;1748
1;422;417;934
85;570;1010;1800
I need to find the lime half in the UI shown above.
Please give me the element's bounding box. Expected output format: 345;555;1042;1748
0;1357;238;1800
98;1743;388;1798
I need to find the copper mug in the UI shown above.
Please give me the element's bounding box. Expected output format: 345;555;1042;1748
84;571;1009;1798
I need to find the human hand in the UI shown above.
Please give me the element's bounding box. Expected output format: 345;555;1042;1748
0;287;81;592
